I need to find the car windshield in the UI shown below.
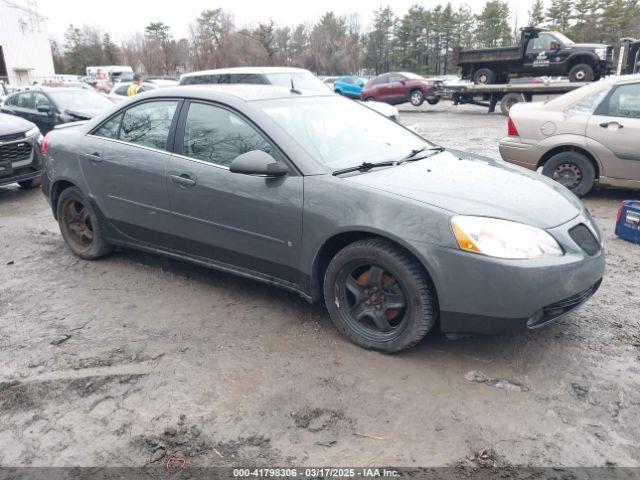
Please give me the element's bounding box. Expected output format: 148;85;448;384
259;96;432;170
265;72;330;93
48;89;113;111
553;32;575;45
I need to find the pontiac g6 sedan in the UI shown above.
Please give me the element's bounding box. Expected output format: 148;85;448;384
41;86;605;352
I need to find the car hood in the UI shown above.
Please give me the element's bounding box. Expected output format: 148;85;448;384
0;113;36;136
567;43;609;50
346;150;584;229
64;108;104;120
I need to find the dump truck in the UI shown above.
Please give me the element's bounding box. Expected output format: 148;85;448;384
454;27;614;85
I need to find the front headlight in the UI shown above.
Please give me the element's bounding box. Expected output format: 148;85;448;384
595;48;607;60
25;126;40;137
451;216;564;259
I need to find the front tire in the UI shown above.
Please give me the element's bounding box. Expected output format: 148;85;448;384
568;64;594;82
323;238;436;353
409;89;425;107
57;187;113;260
542;151;596;197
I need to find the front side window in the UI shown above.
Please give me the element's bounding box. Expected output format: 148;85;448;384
182;102;280;167
387;75;406;84
528;33;556;52
115;84;129;96
120;101;179;150
94;113;123;139
33;92;52;110
604;83;640;118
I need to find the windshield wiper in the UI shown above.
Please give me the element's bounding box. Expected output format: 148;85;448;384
399;146;445;163
332;161;397;176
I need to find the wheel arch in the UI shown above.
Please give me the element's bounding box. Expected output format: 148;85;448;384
50;178;78;220
309;230;440;308
537;145;601;179
567;53;599;71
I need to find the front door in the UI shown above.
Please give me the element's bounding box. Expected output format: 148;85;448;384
31;92;57;134
80;99;181;248
167;101;304;284
524;32;558;76
587;81;640;182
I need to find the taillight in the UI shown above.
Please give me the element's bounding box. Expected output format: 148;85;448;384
507;117;519;137
617;202;625;223
40;134;50;155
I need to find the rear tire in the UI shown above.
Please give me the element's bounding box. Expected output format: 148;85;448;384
18;177;41;189
426;97;440;105
323;238;436;353
57;187;113;260
568;64;594;82
473;68;496;85
542;151;596;197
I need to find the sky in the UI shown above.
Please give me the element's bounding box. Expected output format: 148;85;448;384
31;0;534;41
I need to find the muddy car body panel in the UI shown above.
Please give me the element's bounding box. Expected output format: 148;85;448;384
42;86;604;336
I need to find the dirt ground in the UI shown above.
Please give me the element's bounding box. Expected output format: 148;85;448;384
1;101;639;469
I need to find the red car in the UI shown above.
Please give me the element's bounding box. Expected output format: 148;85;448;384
360;72;439;107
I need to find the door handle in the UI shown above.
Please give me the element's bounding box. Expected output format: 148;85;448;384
600;121;624;129
170;174;197;187
84;152;102;163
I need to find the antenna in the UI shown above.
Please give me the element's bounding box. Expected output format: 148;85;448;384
290;77;301;95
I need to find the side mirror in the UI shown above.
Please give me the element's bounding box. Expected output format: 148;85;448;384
37;105;52;114
229;150;289;177
400;80;406;85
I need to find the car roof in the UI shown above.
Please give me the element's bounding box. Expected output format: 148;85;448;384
181;67;311;78
615;74;640;85
140;84;333;102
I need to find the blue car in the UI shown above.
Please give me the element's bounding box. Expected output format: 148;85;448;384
333;76;366;98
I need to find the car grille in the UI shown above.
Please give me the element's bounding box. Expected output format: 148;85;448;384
541;280;602;321
569;224;600;256
0;141;32;163
0;132;25;143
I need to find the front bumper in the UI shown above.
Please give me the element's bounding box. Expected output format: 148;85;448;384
414;214;605;334
0;133;41;187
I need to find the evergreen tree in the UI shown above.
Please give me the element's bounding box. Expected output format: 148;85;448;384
102;33;121;65
528;0;546;26
546;0;574;32
475;1;512;47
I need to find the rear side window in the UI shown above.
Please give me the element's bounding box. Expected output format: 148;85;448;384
182;102;280;167
372;76;388;86
604;83;640;118
119;101;179;150
180;74;221;85
13;92;34;109
228;74;268;84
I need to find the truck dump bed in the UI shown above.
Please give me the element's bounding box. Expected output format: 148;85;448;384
453;46;522;65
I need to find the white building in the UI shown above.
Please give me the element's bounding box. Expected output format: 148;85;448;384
0;0;54;86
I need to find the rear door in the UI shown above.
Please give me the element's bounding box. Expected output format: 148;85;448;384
587;81;640;181
2;92;35;124
166;100;304;284
81;99;182;247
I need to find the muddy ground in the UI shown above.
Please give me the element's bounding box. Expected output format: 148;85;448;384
1;101;639;469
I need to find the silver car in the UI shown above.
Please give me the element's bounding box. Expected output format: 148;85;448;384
41;86;604;352
500;75;640;196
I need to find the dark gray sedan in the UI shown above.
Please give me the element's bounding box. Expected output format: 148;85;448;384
41;85;605;352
